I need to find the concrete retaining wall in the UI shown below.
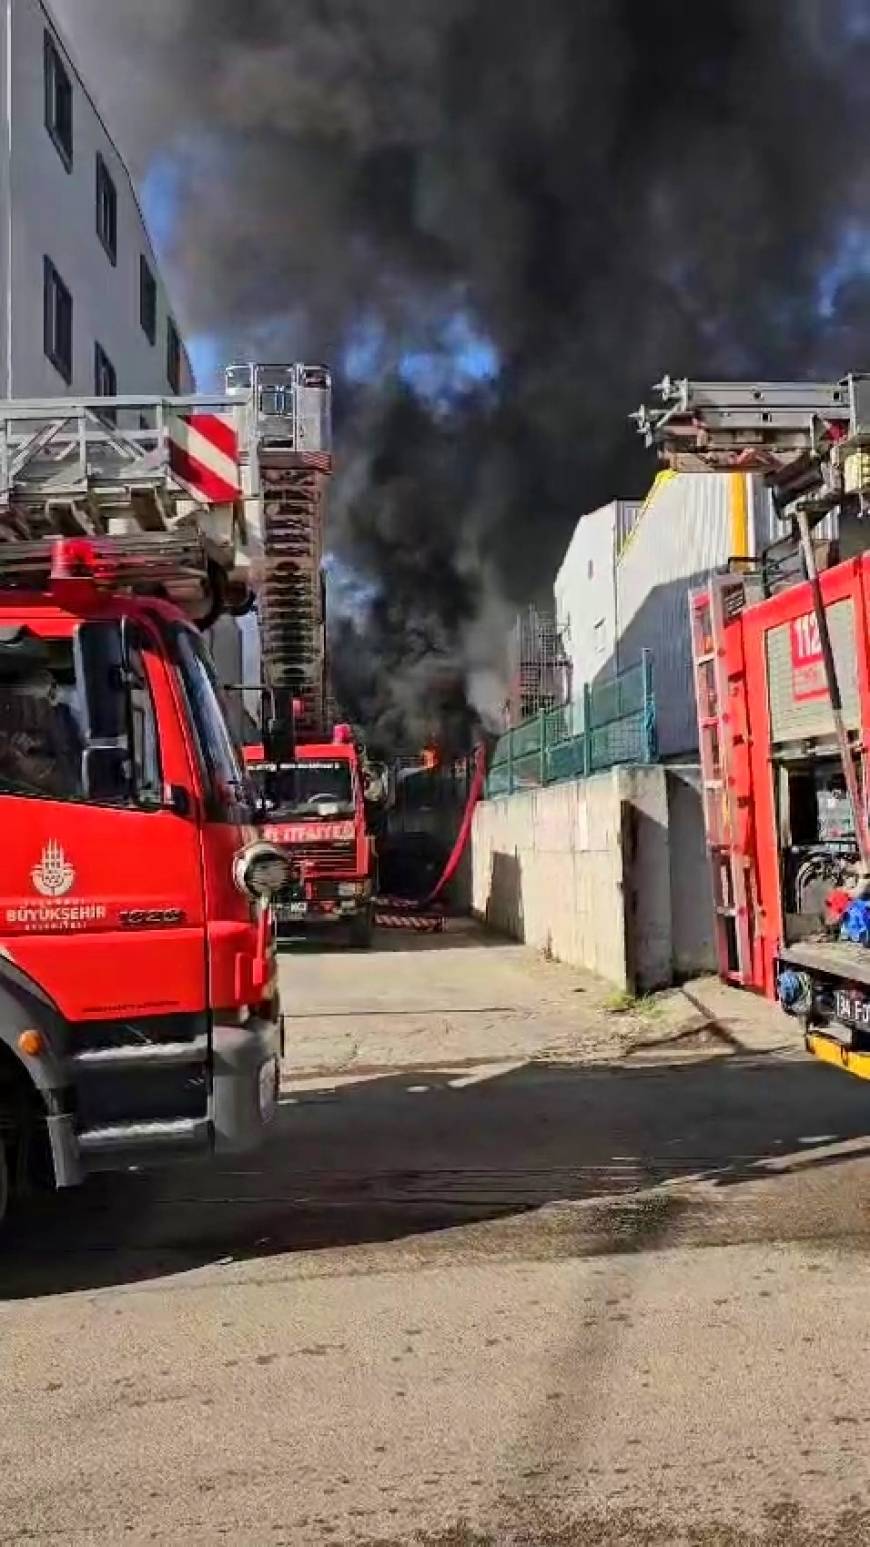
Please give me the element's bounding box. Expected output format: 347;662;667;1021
471;764;715;991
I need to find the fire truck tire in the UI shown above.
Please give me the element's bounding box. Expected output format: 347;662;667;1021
350;907;374;950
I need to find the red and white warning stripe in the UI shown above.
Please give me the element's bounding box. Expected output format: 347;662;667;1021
168;413;241;503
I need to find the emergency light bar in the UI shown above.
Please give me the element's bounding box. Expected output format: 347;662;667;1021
0;533;209;591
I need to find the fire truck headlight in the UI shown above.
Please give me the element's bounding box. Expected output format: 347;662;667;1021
233;842;294;900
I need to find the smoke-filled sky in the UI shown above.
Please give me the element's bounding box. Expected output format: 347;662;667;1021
53;0;870;749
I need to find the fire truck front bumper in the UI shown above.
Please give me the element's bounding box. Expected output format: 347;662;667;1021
273;877;372;925
0;959;282;1186
50;1012;282;1179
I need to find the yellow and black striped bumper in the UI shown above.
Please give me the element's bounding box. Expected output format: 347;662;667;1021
806;1031;870;1082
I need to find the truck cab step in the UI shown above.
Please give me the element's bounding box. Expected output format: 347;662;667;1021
77;1118;210;1156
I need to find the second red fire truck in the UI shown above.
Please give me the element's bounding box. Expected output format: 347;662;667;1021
244;724;379;947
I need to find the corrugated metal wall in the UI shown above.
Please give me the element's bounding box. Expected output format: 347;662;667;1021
614;474;733;758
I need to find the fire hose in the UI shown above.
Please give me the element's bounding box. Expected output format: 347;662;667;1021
374;743;487;931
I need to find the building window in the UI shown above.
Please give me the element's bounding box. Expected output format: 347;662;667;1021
44;31;73;171
94;342;117;420
139;256;157;345
96;154;117;265
587;559;594;580
167;317;181;394
43;258;72;384
593;619;606;657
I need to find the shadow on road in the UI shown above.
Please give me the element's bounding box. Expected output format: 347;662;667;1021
3;1053;870;1299
277;918;512;954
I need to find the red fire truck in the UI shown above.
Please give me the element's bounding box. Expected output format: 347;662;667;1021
0;366;330;1225
244;724;379;947
637;373;870;1085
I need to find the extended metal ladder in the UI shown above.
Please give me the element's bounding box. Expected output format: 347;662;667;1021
690;573;754;985
226;367;333;739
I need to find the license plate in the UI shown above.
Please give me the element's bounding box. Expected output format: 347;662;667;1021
276;900;307;919
834;989;870;1031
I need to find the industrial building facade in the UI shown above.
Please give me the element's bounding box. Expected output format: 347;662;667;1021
0;0;193;399
554;473;774;758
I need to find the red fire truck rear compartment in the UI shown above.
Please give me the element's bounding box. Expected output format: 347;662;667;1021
689;552;870;1076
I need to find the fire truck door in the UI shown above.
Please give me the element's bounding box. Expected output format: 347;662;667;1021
0;619;206;1024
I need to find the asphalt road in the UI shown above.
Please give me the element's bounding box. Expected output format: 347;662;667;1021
3;925;870;1546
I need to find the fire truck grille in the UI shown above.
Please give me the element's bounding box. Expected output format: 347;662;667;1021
294;841;356;872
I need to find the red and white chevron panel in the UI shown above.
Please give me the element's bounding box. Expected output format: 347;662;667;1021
168;413;241;503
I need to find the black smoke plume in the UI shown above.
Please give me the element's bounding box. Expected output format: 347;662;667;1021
55;0;870;751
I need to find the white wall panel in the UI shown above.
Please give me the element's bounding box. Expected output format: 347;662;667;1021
3;0;193;399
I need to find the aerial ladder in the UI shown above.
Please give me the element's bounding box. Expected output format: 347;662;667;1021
633;374;870;983
0;361;332;659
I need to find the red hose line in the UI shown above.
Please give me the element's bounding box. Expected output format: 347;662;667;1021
418;742;486;908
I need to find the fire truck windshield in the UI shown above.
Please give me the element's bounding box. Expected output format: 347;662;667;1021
259;758;354;816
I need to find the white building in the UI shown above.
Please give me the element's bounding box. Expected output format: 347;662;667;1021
555;474;770;758
0;0;193;400
554;499;640;696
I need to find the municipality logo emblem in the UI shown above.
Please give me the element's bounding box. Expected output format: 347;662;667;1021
32;840;75;898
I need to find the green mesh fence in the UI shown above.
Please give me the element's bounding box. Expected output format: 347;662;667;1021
486;652;656;798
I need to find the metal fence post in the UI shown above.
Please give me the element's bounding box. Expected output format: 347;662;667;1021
583;682;593;776
641;648;657;762
539;709;548;785
507;725;514;795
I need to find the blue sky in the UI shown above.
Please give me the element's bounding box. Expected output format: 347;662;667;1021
143;153;502;400
344;311;499;404
816;222;870;319
141;153;223;390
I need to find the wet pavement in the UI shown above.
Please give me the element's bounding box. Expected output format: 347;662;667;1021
2;924;870;1545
